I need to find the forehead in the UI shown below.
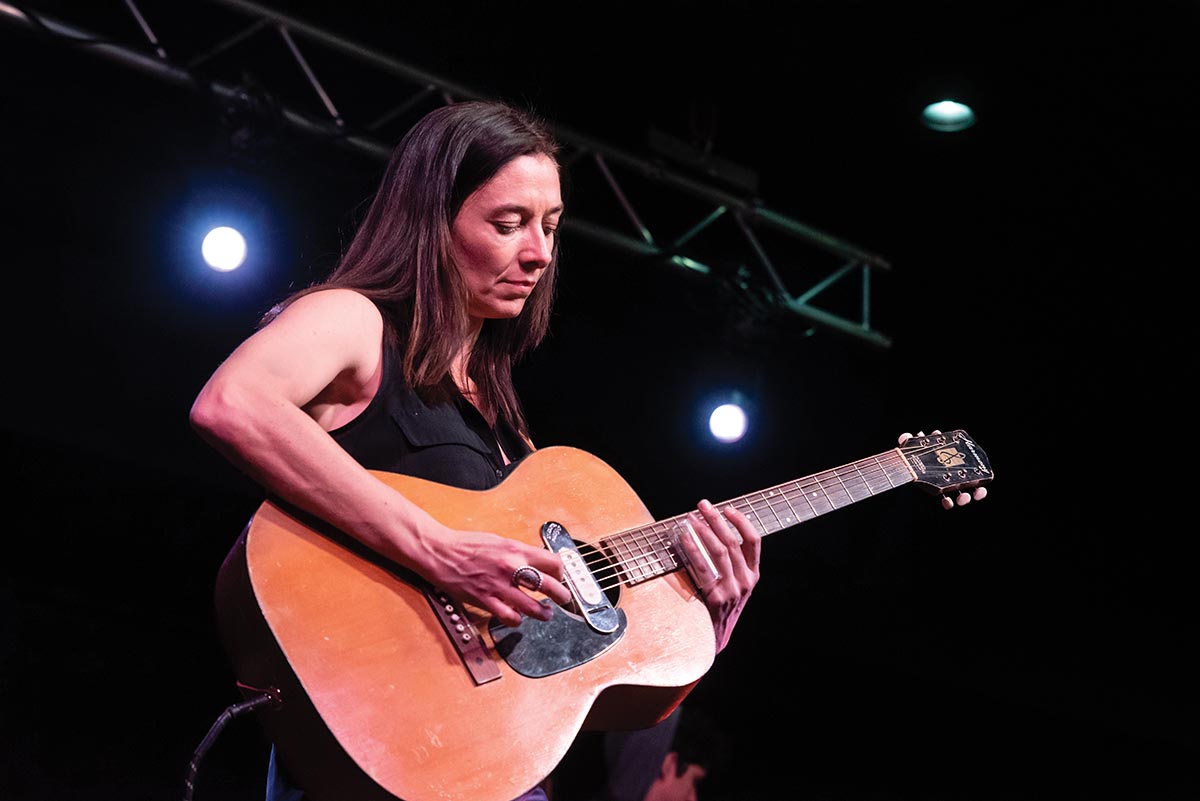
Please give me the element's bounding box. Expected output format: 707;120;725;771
466;153;562;213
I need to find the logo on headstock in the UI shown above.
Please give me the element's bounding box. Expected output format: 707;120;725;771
935;447;966;468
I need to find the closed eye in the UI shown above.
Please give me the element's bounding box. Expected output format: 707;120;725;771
493;221;558;239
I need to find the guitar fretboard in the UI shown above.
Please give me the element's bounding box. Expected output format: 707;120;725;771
597;449;914;587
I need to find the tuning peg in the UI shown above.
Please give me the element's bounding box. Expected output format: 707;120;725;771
973;487;988;501
940;495;954;510
956;492;971;506
900;429;944;446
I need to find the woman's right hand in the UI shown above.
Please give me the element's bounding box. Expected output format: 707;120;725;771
416;525;573;628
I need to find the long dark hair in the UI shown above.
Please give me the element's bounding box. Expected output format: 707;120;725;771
266;100;562;437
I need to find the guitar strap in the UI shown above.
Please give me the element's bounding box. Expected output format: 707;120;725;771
424;586;503;685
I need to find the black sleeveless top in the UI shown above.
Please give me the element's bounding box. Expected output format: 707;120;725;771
329;342;531;490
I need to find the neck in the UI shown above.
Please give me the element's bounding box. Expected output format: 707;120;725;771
452;324;482;391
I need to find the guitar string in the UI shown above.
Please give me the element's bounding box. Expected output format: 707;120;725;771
585;459;900;590
576;446;923;593
574;438;981;594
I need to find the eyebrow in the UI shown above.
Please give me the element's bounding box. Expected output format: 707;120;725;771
491;203;564;217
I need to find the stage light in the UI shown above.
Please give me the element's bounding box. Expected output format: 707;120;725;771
201;225;247;272
922;99;976;132
708;402;748;444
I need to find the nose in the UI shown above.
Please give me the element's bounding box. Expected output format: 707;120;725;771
520;226;554;270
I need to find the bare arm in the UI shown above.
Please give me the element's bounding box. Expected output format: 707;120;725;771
189;289;569;625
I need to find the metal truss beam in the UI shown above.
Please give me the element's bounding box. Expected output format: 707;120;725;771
1;0;893;349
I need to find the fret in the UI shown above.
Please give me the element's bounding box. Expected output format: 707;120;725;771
605;524;678;587
626;528;659;583
883;455;911;488
742;498;767;532
846;460;874;503
792;481;821;522
829;468;854;507
761;489;786;531
648;522;679;573
777;489;802;527
811;474;838;516
603;533;645;584
717;450;923;537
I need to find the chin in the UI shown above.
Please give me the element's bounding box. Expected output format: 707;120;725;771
476;301;529;319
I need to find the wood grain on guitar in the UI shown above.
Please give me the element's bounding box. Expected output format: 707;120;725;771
214;430;992;801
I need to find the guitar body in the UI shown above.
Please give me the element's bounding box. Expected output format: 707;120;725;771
215;446;715;801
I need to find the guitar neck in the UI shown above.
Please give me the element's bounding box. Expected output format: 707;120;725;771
728;447;915;535
600;447;914;585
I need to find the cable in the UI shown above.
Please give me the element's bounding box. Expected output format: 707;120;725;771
181;683;281;801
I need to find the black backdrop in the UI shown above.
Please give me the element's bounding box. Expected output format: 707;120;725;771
2;3;1197;800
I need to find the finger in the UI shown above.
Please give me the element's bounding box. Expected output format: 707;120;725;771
488;598;525;628
688;508;731;573
510;559;570;610
506;547;570;606
698;499;742;550
530;554;573;606
518;596;554;621
678;516;723;591
503;578;555;622
721;505;761;570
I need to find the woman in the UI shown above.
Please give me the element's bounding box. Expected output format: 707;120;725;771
190;99;762;801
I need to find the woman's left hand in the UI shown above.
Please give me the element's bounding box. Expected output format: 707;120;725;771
678;499;762;653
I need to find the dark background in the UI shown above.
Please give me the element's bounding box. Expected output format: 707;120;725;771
2;2;1196;800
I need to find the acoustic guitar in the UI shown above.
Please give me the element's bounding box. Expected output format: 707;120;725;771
214;429;992;801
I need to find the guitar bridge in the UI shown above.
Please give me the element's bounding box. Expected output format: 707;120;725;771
425;587;502;685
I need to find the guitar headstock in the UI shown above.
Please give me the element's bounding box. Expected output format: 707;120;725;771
900;429;994;499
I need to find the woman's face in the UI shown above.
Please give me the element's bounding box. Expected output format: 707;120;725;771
450;153;562;322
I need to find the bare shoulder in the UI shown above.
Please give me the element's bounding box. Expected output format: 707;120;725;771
272;288;383;341
244;288;386;416
282;287;381;320
247;287;384;377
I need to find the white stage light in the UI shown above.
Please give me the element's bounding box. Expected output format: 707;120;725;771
201;226;247;272
709;402;748;443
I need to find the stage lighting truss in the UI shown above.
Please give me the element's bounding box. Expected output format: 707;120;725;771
1;0;893;349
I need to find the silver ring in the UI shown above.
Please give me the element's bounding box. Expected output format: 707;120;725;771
512;565;543;591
